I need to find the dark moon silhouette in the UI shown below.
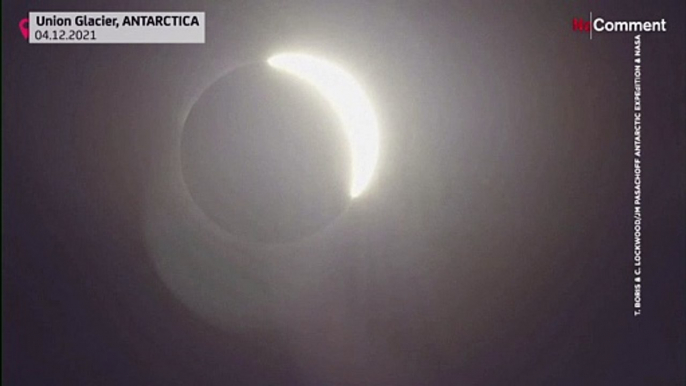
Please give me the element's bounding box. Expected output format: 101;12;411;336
181;63;350;243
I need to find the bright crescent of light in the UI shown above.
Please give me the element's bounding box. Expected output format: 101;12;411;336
267;53;379;199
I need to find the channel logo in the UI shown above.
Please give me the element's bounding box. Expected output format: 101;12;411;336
572;13;667;39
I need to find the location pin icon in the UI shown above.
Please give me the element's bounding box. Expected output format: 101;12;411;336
19;18;29;40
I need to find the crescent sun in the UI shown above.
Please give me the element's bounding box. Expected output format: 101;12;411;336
267;53;380;199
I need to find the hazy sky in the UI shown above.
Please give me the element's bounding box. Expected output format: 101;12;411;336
3;1;685;385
